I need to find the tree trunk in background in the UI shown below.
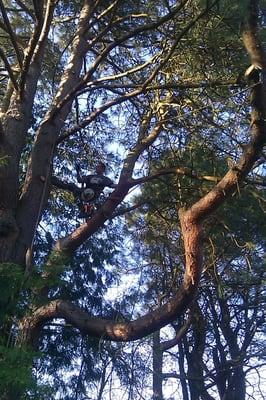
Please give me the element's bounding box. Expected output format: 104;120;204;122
153;330;163;400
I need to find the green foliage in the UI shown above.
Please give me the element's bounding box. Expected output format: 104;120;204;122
0;344;36;399
0;263;24;323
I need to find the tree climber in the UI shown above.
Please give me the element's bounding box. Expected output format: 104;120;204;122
75;161;116;218
51;162;116;219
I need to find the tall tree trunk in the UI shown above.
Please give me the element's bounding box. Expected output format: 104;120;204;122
152;330;163;400
178;342;190;400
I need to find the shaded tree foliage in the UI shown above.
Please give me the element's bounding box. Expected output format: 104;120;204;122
128;146;265;399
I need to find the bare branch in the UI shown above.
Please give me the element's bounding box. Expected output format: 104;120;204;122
81;55;159;90
160;315;192;352
56;87;144;143
129;167;221;187
51;176;80;194
21;289;196;346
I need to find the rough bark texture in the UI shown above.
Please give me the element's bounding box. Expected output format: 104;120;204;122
0;1;56;263
14;0;93;264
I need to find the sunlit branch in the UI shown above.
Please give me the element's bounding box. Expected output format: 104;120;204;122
121;118;163;180
129;167;221;187
80;55;159;90
21;289;196;346
95;0;119;20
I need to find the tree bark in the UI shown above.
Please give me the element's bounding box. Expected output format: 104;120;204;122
0;1;56;263
13;0;94;265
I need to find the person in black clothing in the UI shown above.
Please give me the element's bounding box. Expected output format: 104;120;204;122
51;162;116;219
76;161;116;200
75;161;116;218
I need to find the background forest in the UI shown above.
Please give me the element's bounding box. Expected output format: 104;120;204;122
0;1;265;399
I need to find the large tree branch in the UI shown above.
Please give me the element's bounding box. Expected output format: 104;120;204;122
14;0;95;264
21;287;196;347
50;176;80;194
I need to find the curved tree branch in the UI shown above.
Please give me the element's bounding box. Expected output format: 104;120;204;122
129;167;221;187
21;287;196;347
160;315;193;352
